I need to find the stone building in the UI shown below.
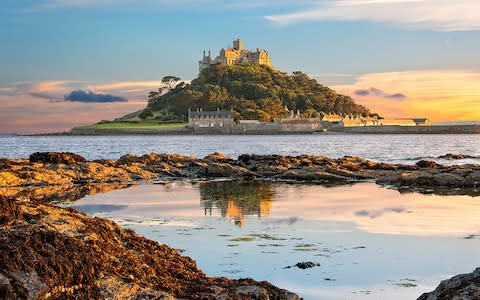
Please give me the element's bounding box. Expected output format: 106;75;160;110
188;109;234;129
199;38;272;73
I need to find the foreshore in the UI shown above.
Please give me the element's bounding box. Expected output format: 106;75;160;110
1;152;480;299
2;152;480;191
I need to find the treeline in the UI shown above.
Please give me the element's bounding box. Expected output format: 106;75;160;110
146;63;370;121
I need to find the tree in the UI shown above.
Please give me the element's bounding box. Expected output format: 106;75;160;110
142;64;372;121
138;108;154;120
162;76;181;92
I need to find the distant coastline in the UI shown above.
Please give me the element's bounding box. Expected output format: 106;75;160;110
23;123;480;136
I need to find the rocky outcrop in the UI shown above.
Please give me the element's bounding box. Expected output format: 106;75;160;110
0;196;301;300
418;268;480;300
2;152;480;191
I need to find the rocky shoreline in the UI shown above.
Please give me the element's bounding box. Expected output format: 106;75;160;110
0;187;300;299
2;152;480;192
1;152;480;299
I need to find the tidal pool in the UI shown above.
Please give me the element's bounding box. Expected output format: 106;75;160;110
70;181;480;299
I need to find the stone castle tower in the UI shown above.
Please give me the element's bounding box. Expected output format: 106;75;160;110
199;38;272;73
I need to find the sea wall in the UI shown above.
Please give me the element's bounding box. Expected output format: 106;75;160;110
329;124;480;134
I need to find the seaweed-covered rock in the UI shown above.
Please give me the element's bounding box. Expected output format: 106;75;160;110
0;197;301;300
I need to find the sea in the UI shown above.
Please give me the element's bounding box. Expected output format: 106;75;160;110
2;134;480;299
1;134;480;164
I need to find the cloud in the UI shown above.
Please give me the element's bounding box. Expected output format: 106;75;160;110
64;90;127;103
333;70;480;121
354;87;407;100
0;79;160;133
265;0;480;32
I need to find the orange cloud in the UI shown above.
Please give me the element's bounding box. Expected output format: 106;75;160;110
333;70;480;121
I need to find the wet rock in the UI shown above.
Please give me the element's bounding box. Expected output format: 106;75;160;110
465;173;480;187
280;169;350;182
199;163;252;178
284;261;321;270
29;152;86;164
416;160;440;169
417;267;480;300
377;172;465;187
438;153;477;160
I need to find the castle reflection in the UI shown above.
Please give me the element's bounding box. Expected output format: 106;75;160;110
200;180;273;227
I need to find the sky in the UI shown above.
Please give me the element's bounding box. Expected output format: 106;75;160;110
1;0;480;133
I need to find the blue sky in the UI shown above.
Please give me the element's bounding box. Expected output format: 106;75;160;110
1;0;480;133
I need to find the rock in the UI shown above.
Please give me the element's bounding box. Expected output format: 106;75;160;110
0;172;23;187
416;160;440;169
417;267;480;300
199;163;251;178
280;169;350;182
204;152;232;162
438;153;477;160
465;172;480;187
29;152;86;164
235;286;269;299
117;153;141;165
284;261;320;270
377;171;464;187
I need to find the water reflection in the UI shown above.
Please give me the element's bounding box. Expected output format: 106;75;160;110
0;184;131;203
200;181;273;227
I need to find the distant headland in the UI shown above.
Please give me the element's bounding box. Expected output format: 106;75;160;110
69;38;479;135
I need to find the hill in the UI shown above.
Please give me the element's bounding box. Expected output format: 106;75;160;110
120;63;371;122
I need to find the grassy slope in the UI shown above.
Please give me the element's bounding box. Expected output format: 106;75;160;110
79;121;188;130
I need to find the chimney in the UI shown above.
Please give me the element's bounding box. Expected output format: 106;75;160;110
203;50;205;58
208;50;211;57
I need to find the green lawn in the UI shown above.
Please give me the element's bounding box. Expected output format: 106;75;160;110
81;121;188;130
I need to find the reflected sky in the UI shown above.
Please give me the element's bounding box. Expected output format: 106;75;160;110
70;181;480;299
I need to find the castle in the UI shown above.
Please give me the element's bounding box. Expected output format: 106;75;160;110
199;38;272;73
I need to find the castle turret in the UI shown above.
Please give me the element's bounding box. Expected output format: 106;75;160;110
233;38;243;50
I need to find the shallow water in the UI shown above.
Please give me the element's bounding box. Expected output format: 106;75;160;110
2;134;480;164
69;181;480;299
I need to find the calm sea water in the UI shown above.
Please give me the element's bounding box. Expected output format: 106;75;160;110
69;181;480;300
1;134;480;164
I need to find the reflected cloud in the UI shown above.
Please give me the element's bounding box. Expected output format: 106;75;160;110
72;204;128;214
355;206;407;219
271;183;480;236
264;216;300;225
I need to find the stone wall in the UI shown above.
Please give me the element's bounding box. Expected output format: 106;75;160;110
330;124;480;134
